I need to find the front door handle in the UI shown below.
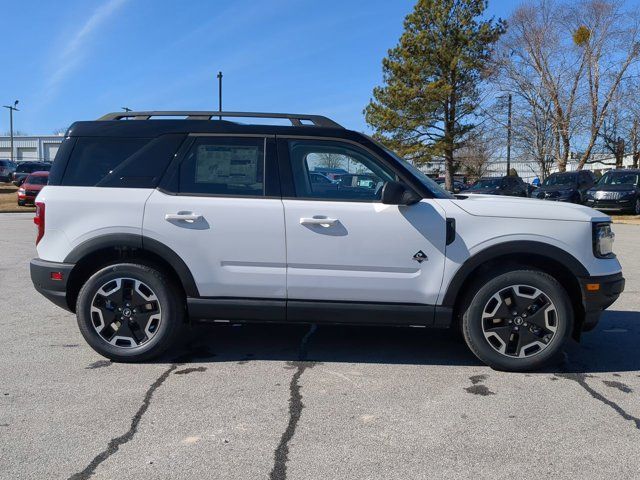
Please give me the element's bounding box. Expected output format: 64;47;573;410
165;212;202;223
300;216;338;227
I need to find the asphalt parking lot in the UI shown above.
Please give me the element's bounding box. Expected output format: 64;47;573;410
0;213;638;480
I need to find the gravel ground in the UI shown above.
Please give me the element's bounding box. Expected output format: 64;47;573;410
0;213;638;480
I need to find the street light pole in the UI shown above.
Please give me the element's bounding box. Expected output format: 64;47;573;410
506;93;512;175
2;100;19;163
217;71;223;120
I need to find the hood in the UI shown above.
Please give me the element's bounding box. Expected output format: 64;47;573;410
536;184;576;192
590;184;638;192
23;183;45;191
451;194;609;222
466;189;500;195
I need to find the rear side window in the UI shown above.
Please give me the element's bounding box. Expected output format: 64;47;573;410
177;137;265;196
62;137;149;186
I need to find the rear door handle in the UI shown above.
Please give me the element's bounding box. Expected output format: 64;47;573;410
300;216;338;227
165;212;202;223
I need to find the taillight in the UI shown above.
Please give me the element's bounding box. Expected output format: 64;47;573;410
34;202;45;245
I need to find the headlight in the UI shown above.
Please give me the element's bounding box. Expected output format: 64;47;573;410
620;190;635;198
593;222;615;258
586;190;596;198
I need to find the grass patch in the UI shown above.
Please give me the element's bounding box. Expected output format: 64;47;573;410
611;215;640;225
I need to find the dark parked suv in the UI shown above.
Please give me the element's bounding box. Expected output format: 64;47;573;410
466;176;529;197
12;162;52;186
535;170;596;204
585;169;640;214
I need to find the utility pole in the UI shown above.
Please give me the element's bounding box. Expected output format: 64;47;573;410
506;93;512;175
2;100;19;163
217;71;223;120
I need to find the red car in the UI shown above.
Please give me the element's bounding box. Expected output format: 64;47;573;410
17;171;49;206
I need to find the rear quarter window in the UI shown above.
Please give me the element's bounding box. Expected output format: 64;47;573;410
57;135;185;188
61;137;150;186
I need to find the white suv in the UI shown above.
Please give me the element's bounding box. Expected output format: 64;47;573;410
30;111;624;371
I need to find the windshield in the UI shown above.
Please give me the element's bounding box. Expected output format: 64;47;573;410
380;147;454;199
25;175;48;185
542;173;576;187
598;171;639;187
469;178;502;189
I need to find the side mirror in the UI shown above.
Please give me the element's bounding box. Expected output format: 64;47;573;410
381;181;421;205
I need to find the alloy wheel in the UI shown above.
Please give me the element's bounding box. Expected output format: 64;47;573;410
481;284;558;358
635;198;640;215
90;277;162;348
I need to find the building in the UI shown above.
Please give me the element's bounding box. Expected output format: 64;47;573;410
422;153;639;185
0;135;65;163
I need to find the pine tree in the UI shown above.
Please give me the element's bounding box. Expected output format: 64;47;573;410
365;0;505;191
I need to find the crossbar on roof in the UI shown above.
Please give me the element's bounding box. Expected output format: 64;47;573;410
97;111;343;128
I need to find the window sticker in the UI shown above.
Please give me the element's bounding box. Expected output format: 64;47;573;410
195;146;259;184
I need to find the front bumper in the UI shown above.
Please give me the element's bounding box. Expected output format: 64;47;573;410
579;272;625;331
18;194;37;204
30;258;75;311
585;199;633;211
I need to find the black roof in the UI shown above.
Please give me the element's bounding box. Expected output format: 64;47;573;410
68;120;355;139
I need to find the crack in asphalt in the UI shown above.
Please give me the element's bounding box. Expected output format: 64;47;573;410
67;363;178;480
174;366;207;375
269;325;318;480
556;373;640;431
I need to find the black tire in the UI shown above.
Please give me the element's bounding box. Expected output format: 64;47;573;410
17;200;25;206
632;197;640;216
76;263;185;362
461;269;572;372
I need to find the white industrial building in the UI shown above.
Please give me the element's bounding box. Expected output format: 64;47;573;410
0;135;65;163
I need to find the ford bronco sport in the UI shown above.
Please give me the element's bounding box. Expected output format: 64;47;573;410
29;111;624;371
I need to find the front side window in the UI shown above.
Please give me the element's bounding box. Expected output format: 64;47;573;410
288;140;395;201
179;137;265;196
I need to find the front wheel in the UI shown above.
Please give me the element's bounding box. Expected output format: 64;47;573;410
76;263;185;362
462;270;572;371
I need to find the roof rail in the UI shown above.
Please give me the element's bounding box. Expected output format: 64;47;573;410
97;111;343;128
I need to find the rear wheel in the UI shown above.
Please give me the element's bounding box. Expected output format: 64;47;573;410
76;263;185;362
462;270;572;371
632;197;640;215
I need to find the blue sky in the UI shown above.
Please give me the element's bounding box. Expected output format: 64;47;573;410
1;0;518;135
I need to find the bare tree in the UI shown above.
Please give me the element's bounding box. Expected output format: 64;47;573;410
456;127;496;180
314;153;346;170
571;0;640;169
497;0;640;172
502;0;586;170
